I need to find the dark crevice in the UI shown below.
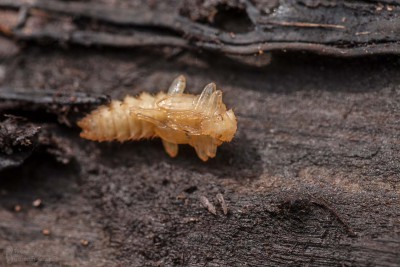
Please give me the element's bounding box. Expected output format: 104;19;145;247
211;5;254;33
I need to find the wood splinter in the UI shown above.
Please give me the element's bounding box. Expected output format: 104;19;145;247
200;196;217;215
216;193;228;215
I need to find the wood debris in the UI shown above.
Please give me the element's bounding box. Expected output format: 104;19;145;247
216;193;228;215
199;196;216;215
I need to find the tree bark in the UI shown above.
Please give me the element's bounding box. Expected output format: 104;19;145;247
1;0;400;56
0;1;399;266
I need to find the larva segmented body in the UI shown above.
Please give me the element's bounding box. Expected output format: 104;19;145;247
77;75;237;161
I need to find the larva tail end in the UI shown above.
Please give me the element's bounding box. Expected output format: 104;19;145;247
77;118;88;137
77;116;99;141
79;130;95;141
77;117;85;129
79;133;89;141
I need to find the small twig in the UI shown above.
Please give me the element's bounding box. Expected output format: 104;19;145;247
260;20;346;30
311;197;357;237
11;28;400;57
0;88;109;106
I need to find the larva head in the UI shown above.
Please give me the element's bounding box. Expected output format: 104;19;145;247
207;108;237;142
198;84;237;142
201;103;237;142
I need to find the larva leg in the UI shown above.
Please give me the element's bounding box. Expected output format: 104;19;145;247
162;140;179;157
168;75;186;95
192;136;217;161
194;146;209;162
206;140;217;158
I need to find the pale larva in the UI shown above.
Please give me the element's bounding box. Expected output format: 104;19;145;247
77;75;237;161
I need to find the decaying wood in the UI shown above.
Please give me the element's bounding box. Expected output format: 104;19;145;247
0;1;399;266
0;89;110;126
0;0;400;56
0;115;39;170
0;47;399;266
0;90;108;169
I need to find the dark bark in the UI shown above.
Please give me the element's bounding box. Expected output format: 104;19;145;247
0;89;110;126
1;0;400;56
0;1;400;267
0;115;39;170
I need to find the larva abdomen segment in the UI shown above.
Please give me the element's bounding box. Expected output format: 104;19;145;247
78;95;156;142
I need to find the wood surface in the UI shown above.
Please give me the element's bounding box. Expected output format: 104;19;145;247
0;1;399;266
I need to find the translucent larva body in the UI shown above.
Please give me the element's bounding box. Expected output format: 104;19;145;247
77;75;237;161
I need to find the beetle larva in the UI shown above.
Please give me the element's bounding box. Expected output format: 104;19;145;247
77;75;237;161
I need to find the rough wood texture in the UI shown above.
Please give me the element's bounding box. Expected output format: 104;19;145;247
0;1;400;266
1;0;400;56
0;116;39;170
